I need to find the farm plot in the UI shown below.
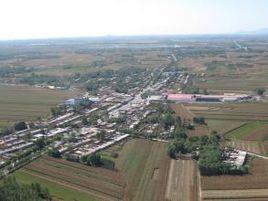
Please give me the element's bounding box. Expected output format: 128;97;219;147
206;119;245;134
223;140;268;155
116;139;170;201
0;84;78;123
165;159;198;201
16;156;126;201
243;124;268;141
225;122;267;140
225;121;268;140
187;125;209;137
201;158;268;200
186;103;268;121
170;103;195;122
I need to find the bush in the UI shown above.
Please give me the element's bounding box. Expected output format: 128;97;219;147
14;121;27;131
48;149;61;158
256;87;266;96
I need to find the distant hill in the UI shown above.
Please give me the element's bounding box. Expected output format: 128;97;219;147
238;28;268;35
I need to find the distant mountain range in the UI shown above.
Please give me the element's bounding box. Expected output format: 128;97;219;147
237;28;268;35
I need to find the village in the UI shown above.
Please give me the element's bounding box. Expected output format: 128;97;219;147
0;64;260;177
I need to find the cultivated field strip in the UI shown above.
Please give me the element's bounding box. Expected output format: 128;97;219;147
41;156;124;185
192;112;268;121
116;139;170;201
170;104;195;121
133;142;170;201
0;85;77;122
23;156;126;201
165;159;198;201
202;189;268;200
244;124;268;141
187;103;268;121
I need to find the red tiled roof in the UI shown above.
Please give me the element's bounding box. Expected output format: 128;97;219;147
167;94;195;101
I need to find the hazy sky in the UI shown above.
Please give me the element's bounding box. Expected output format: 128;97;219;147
0;0;268;40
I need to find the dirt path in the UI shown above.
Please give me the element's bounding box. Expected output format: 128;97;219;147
197;169;202;201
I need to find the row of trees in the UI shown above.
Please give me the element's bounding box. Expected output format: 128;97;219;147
80;152;115;169
0;177;51;201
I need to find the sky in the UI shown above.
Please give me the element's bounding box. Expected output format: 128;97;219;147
0;0;268;40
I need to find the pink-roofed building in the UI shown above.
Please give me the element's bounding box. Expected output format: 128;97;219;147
166;94;196;102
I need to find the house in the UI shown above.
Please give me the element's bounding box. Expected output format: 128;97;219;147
64;97;92;106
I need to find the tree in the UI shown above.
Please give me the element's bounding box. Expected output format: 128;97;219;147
14;121;27;131
80;155;87;163
50;107;61;117
256;88;266;96
48;148;61;158
167;143;177;159
35;138;46;150
87;153;101;166
0;177;52;201
162;113;174;129
97;130;106;142
82;117;89;125
193;116;205;124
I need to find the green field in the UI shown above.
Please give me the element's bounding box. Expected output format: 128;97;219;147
225;121;267;140
187;102;268;121
116;138;170;201
13;170;96;201
207;119;246;134
0;85;78;128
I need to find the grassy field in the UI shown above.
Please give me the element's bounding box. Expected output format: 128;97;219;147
201;158;268;200
14;170;97;201
165;159;198;201
116;139;170;201
15;156;126;201
206;119;246;134
186;103;268;121
225;121;268;140
0;85;78;127
243;124;268;141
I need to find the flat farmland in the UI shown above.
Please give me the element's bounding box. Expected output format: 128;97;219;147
116;138;170;201
225;121;268;140
186;103;268;121
16;156;126;201
0;84;78;124
196;69;268;91
243;124;268;141
201;158;268;200
165;159;198;201
187;125;209;137
170;103;195;122
223;140;268;155
206;119;246;134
